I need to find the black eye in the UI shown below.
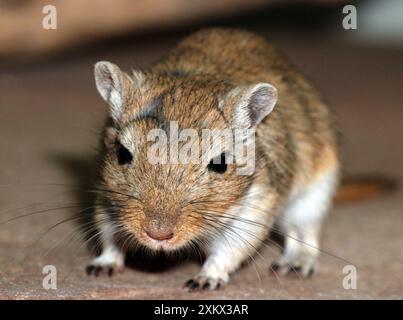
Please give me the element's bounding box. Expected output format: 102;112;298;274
207;153;227;174
116;143;133;165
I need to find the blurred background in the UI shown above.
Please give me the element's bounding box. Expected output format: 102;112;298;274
1;0;403;64
0;0;402;299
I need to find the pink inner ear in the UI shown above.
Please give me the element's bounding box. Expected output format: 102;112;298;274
246;84;277;127
95;61;131;123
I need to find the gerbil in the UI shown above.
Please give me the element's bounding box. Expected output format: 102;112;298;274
87;28;340;290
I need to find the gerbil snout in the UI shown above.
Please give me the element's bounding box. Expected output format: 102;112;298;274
139;214;182;250
145;225;174;242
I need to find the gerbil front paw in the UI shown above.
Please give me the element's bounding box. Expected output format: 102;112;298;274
184;267;230;291
86;248;124;277
270;255;317;278
184;275;227;291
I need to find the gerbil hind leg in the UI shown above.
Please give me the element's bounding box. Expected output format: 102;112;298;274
86;210;125;277
185;185;272;291
271;169;338;277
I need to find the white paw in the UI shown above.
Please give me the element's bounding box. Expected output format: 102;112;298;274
271;253;318;278
86;247;125;277
184;266;230;291
184;274;228;291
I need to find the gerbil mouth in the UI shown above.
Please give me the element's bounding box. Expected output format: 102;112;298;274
146;229;174;242
140;231;185;252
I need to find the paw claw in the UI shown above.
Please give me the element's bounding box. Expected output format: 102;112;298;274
202;282;210;290
94;266;102;277
86;263;124;277
270;260;316;278
86;249;125;277
184;275;225;291
270;262;280;272
184;279;201;291
86;265;95;275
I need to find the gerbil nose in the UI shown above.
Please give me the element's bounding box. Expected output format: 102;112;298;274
146;228;174;241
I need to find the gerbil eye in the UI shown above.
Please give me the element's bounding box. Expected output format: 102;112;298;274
208;153;227;174
116;143;133;165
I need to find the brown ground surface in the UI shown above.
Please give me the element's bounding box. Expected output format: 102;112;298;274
0;27;402;299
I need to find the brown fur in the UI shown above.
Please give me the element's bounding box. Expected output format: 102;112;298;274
88;28;398;287
97;28;339;251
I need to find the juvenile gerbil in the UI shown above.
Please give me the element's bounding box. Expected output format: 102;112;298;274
87;28;340;290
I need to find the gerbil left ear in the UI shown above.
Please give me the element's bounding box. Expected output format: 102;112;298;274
94;61;137;123
224;83;277;129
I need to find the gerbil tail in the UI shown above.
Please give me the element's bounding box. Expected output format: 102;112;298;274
334;175;398;204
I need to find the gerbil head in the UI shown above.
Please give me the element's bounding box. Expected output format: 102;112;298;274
94;61;277;252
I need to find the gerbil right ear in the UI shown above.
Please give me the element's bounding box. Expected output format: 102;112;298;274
94;61;136;122
223;83;278;129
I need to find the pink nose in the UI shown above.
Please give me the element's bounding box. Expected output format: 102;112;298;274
146;229;174;241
